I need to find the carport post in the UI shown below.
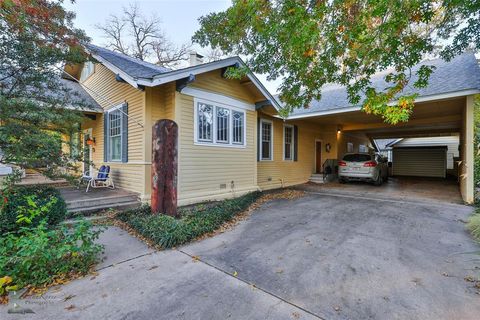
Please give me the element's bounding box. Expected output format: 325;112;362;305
460;96;475;204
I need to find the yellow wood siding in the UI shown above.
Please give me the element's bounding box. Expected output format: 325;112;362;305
81;64;147;195
172;70;261;205
189;70;261;103
257;115;338;190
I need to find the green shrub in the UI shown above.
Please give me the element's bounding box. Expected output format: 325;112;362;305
117;192;261;248
0;185;67;233
0;220;103;288
468;212;480;243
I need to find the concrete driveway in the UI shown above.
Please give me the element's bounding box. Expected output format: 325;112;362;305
3;191;479;319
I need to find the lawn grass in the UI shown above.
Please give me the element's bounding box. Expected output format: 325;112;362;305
116;191;262;249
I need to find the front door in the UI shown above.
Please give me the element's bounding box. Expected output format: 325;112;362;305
315;141;322;173
83;129;93;176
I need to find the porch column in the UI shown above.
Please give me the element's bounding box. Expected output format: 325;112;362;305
460;95;475;204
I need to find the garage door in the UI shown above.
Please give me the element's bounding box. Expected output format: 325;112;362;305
392;147;447;178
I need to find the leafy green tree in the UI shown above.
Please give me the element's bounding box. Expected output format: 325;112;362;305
194;0;479;123
0;0;91;184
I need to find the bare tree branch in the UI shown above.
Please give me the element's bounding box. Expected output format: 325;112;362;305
152;39;191;68
203;47;228;62
96;15;129;55
96;2;190;67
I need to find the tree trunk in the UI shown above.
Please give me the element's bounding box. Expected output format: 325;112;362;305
151;119;178;217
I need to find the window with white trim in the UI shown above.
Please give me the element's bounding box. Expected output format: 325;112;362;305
261;119;273;160
80;61;95;82
216;107;230;143
107;107;122;161
283;124;294;160
232;111;244;144
197;102;213;142
195;99;246;147
359;144;367;153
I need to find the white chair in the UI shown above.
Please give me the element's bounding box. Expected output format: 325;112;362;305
81;165;115;192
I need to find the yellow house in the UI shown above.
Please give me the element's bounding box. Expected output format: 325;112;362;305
66;45;478;205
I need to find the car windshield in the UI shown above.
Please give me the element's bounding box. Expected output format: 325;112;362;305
343;154;372;162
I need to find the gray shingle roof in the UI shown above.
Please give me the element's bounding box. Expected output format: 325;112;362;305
59;77;103;112
289;52;480;116
86;44;171;79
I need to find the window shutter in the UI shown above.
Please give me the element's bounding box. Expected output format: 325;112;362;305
121;102;128;163
103;114;108;162
257;118;261;161
293;125;298;161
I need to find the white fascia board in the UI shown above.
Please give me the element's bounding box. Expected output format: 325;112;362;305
285;89;480;120
393;89;480;105
245;73;282;112
181;87;255;111
286;106;361;119
89;53;140;90
136;57;242;87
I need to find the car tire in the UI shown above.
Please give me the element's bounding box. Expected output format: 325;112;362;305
339;178;346;184
374;175;383;186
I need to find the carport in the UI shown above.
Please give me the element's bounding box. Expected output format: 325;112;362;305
288;53;479;203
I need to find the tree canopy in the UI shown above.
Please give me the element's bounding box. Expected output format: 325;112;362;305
194;0;480;123
0;0;91;183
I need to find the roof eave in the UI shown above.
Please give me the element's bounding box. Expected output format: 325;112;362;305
286;88;480;120
136;57;282;111
84;46;282;112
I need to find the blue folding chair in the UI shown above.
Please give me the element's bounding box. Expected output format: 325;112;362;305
83;165;115;192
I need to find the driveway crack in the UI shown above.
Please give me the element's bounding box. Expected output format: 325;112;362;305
177;249;327;320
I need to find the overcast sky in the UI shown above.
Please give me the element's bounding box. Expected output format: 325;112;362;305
65;0;282;93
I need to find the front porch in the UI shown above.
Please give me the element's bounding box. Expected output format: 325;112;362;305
59;186;140;213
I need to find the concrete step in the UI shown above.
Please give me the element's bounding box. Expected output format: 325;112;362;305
309;174;325;184
66;194;139;211
68;200;141;214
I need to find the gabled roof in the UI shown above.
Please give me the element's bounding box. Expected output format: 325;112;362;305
86;44;171;79
288;53;480;119
85;44;282;111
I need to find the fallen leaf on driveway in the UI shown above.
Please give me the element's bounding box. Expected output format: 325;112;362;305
292;311;300;319
275;269;284;274
63;294;76;302
65;304;76;311
442;272;449;277
148;265;159;271
233;271;238;277
192;256;200;262
333;306;341;312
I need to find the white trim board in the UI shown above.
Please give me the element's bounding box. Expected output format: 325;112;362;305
182;87;255;111
193;97;247;148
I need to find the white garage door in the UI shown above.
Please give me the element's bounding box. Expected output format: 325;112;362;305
392;147;447;178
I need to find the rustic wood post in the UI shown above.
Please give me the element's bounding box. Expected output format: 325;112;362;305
151;119;178;217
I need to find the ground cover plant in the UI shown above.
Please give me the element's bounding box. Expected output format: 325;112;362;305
116;191;262;249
